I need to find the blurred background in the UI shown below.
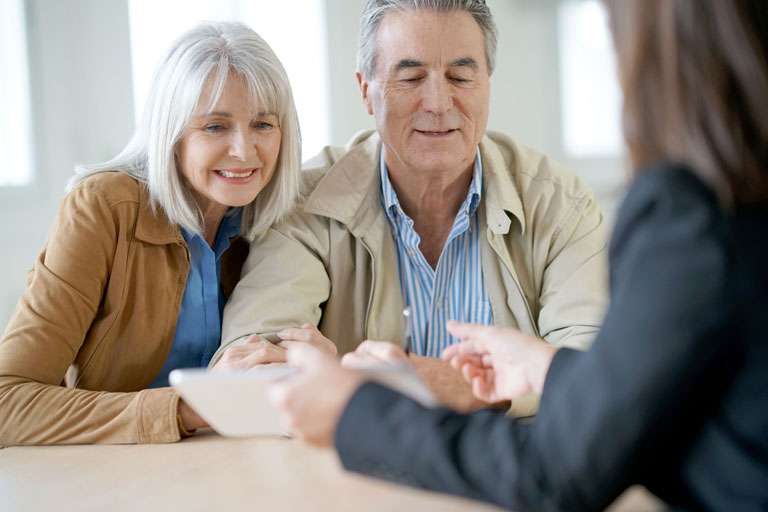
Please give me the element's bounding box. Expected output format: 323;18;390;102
0;0;627;332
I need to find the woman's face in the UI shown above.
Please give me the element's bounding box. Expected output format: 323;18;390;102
176;71;281;220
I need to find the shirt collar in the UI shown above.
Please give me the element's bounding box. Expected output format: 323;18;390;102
380;148;483;227
181;208;242;257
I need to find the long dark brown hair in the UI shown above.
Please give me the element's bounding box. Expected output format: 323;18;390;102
604;0;768;205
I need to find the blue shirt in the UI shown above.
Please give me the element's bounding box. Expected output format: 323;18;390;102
380;150;493;357
149;211;242;387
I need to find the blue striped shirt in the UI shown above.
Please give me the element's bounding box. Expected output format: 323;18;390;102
380;150;493;357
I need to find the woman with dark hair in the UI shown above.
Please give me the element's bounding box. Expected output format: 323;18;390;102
268;0;768;510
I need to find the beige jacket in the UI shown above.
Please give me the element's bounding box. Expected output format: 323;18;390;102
0;172;246;446
216;131;607;364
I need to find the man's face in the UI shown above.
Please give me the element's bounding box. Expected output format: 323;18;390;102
358;9;490;179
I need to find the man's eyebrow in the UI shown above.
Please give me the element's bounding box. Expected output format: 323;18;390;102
450;57;478;69
394;59;426;70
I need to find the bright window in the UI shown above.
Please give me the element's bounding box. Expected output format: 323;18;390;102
558;0;623;159
0;0;34;187
128;0;330;161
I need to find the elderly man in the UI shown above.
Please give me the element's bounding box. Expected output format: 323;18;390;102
212;0;607;414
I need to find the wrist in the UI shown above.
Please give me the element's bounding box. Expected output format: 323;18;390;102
529;345;557;395
177;399;207;434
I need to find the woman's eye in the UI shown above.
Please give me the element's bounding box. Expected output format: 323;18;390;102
204;124;225;133
254;121;274;130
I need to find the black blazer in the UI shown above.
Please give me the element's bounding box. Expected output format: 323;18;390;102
335;164;768;511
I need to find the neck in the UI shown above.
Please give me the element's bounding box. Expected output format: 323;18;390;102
200;206;228;249
386;159;475;269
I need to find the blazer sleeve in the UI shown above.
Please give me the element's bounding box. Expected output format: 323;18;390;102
0;184;182;445
335;169;734;511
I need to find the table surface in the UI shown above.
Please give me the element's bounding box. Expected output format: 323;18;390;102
0;430;665;512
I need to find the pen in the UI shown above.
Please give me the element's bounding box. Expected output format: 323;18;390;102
402;307;412;355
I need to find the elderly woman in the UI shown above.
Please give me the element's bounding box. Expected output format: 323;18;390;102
0;21;301;445
270;0;768;510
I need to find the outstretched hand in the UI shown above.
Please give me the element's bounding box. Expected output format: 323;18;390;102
268;344;363;447
442;321;558;403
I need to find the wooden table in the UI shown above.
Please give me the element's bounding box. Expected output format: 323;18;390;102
0;430;664;511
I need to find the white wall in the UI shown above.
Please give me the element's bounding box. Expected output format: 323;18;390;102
0;0;135;331
0;0;627;332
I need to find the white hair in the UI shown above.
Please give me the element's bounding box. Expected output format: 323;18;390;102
69;20;301;240
356;0;498;79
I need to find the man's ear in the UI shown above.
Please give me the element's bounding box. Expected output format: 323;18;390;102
356;71;374;116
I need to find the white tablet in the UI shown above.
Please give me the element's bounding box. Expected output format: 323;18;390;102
170;366;294;437
169;364;435;438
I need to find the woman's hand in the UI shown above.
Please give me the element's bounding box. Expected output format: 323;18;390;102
277;324;338;357
268;345;363;447
178;399;208;433
211;334;287;372
442;321;558;403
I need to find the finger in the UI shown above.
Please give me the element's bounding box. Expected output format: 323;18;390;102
341;351;384;368
277;327;312;342
244;341;287;365
244;333;261;344
471;375;494;402
442;339;492;360
449;354;484;370
285;343;333;370
446;320;497;341
356;340;407;362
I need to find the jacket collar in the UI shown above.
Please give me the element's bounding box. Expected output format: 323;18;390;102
479;134;526;235
134;182;185;245
302;130;527;237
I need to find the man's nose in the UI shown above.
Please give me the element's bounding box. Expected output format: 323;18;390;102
420;75;453;114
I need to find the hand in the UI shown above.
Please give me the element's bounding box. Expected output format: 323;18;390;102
276;324;338;357
340;340;410;368
211;334;287;372
407;354;493;413
178;399;208;432
268;345;364;447
443;321;558;403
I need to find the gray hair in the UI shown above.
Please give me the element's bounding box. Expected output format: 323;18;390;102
69;21;301;240
356;0;498;79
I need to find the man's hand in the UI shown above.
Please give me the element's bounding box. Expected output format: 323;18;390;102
211;334;287;372
268;345;364;447
443;321;557;402
408;354;494;413
341;340;502;413
340;339;410;368
276;324;338;356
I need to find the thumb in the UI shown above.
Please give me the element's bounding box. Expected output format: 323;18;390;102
245;333;261;344
286;343;332;371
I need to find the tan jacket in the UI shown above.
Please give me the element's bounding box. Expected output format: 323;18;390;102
0;172;246;446
216;131;608;362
